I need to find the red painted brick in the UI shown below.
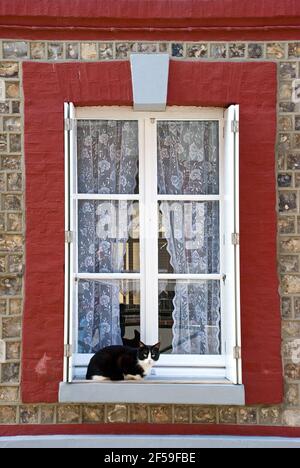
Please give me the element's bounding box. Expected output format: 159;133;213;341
22;61;282;405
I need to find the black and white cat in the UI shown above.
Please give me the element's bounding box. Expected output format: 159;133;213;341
86;342;160;382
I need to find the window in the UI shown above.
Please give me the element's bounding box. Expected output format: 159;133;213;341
64;105;241;384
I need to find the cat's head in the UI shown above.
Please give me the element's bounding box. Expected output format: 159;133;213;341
137;341;160;363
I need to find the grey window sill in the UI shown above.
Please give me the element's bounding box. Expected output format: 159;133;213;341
59;380;245;405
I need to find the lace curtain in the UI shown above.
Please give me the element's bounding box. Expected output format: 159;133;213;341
158;121;221;355
77;120;139;353
77;119;221;355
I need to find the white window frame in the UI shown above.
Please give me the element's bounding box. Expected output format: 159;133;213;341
64;105;241;385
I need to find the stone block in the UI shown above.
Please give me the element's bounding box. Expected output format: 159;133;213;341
282;275;300;294
1;362;20;383
30;42;46;60
279;192;297;213
9;134;21;153
41;406;55;424
283;409;300;426
130;404;149;423
1;156;21;171
19;405;39;424
0;276;22;296
285;363;300;380
238;408;258;424
0;405;17;423
280;255;299;273
9;298;22;315
3;42;28;59
229;43;245;58
0;62;18;78
3;117;21;133
248;43;264;59
2;194;22;211
210;44;227;58
174;405;190;423
107;404;128;423
150;405;172;424
280;62;297;80
192;406;217;424
6;341;21;360
259;407;282;425
187;43;208;58
278;217;295;234
219;407;238;424
48;43;64;60
66;43;79;60
267;43;285;59
81;43;97;60
6;82;20;99
57;405;81;424
2;316;21;338
99;43;113;60
7;214;23;232
82;405;105;423
0;386;19;402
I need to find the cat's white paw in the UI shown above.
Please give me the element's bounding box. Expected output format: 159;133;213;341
91;375;109;382
124;374;143;381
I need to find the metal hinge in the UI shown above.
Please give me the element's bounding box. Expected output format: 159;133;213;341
64;344;72;358
65;118;76;132
231;120;239;133
231;233;240;245
233;346;242;360
65;230;73;243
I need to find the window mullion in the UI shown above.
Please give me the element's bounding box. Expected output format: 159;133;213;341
144;118;159;345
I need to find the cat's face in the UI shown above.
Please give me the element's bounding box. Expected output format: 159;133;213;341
137;342;160;363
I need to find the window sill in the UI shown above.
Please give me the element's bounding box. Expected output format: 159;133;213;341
59;380;245;405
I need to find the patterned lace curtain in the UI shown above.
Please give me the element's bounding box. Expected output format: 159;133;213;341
77;120;138;353
158;121;221;355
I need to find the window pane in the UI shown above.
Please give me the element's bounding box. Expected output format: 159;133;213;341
78;200;140;273
77;120;139;194
158;280;221;355
78;279;140;354
157;120;219;195
158;201;220;274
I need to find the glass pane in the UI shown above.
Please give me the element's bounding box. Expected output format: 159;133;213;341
157;120;219;195
158;280;221;355
78;200;140;273
77;120;139;194
158;201;219;274
78;279;140;354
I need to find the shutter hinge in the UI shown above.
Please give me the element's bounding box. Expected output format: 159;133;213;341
65;230;73;243
65;118;76;132
231;233;240;245
231;120;239;133
233;346;242;360
64;344;72;358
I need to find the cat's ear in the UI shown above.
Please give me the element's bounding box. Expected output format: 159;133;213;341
139;341;146;348
152;342;161;350
135;330;141;338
